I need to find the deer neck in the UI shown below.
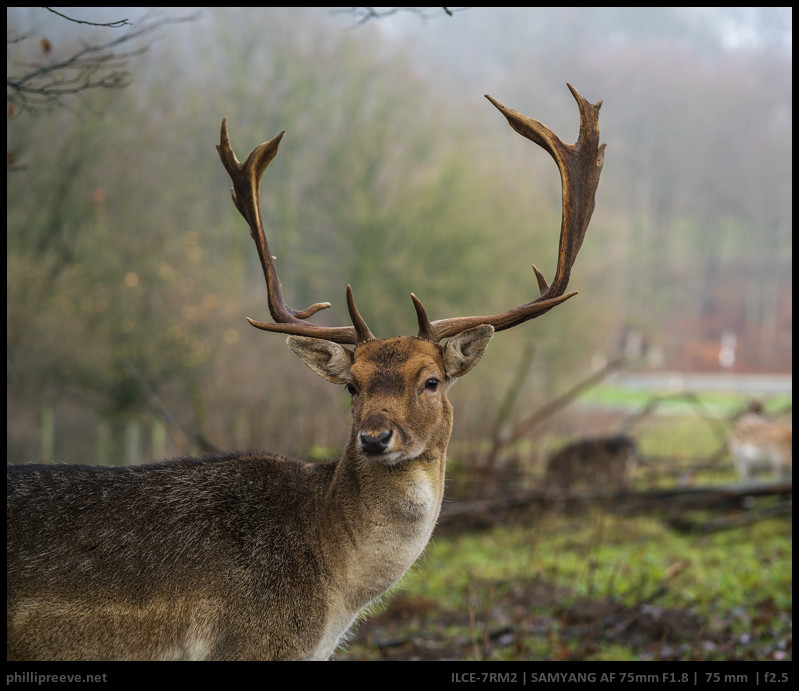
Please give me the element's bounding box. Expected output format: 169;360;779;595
300;443;449;661
321;437;448;601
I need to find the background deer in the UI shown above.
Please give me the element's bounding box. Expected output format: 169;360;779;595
543;434;638;494
729;402;792;482
7;85;604;661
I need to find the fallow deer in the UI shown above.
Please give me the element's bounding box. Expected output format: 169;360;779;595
544;434;638;494
7;84;604;660
729;402;792;482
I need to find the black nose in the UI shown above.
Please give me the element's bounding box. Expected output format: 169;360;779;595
360;430;393;455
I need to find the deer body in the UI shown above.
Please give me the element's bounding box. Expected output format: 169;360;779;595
7;333;491;660
8;456;433;661
729;411;792;482
7;85;604;660
9;454;340;661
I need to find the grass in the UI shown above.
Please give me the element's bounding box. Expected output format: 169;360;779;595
578;383;792;418
414;512;791;614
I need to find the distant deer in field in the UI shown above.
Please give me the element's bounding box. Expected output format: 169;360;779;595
7;85;604;661
543;434;638;493
729;402;792;482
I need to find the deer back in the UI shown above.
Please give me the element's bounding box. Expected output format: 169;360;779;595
544;434;638;492
8;455;339;660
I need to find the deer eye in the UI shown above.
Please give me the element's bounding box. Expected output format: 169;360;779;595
424;377;440;392
346;383;358;396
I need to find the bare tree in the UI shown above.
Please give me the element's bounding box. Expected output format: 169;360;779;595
7;8;195;116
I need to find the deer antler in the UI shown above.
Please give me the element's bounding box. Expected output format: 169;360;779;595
219;83;603;347
413;83;605;343
217;119;370;344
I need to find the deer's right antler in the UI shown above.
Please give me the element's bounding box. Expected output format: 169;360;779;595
217;119;371;345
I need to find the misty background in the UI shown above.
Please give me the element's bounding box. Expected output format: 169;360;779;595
6;7;792;465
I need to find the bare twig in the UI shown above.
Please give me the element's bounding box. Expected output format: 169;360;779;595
486;357;625;465
7;9;197;115
331;7;469;29
618;391;732;470
44;8;131;28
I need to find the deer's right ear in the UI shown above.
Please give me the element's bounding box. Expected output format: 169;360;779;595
287;336;354;384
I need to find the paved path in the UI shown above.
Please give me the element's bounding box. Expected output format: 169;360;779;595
613;372;792;395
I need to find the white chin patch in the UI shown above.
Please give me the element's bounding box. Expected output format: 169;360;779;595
363;441;428;466
369;448;426;466
377;450;406;466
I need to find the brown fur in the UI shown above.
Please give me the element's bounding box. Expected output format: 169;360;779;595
543;434;638;493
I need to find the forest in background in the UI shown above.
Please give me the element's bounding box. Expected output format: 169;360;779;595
7;7;792;465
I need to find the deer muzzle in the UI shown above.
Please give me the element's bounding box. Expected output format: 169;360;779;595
359;413;395;456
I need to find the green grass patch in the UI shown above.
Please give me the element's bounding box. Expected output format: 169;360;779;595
579;384;791;418
343;506;792;661
408;512;791;613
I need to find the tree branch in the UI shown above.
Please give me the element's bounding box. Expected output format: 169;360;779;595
44;7;132;28
7;9;197;115
331;7;469;29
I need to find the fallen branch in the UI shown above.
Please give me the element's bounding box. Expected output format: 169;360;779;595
667;500;792;534
437;480;793;531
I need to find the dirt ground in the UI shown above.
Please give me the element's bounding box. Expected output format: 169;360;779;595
338;572;791;662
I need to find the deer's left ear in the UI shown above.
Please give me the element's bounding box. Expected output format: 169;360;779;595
442;325;494;382
287;336;355;384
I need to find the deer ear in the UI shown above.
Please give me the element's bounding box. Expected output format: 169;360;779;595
442;325;494;382
287;336;354;384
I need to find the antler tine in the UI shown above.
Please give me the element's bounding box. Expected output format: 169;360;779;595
346;284;376;343
217;118;362;345
411;294;434;342
419;84;605;343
